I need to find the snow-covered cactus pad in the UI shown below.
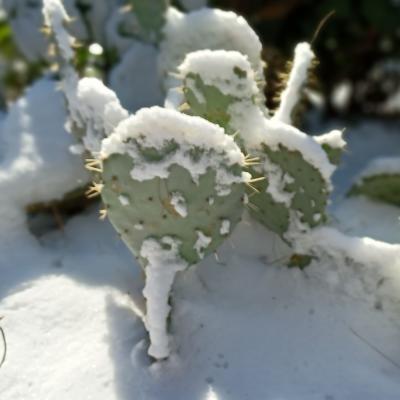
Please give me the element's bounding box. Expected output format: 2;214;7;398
348;157;400;207
100;106;247;265
159;7;265;92
166;49;265;138
169;49;343;252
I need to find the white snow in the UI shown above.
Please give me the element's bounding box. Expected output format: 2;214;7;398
219;219;231;235
140;237;187;359
101;107;248;195
43;0;74;62
194;230;212;257
109;42;164;113
71;77;129;154
315;129;346;149
170;192;188;218
273;42;315;125
118;194;130;206
0;77;89;243
159;7;265;90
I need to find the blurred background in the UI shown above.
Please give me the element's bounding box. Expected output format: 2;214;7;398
1;0;399;119
211;0;400;119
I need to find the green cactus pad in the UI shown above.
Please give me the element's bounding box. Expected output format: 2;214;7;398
320;143;343;165
249;143;329;241
130;0;169;42
183;72;237;131
349;174;400;207
100;107;246;267
102;155;244;265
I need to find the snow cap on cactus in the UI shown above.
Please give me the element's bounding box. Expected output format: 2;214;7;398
272;42;315;125
43;0;128;156
159;8;265;91
315;129;346;165
166;49;264;136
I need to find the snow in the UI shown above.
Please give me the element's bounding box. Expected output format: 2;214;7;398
71;77;128;154
140;237;187;360
0;77;89;243
109;43;164;113
1;196;400;399
101;107;248;195
315;129;346;149
170;192;188;218
219;219;230;235
159;7;264;90
177;50;258;99
43;0;74;62
194;230;212;258
273;42;315;125
357;156;400;180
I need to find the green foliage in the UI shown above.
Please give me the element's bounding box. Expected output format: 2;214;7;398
130;0;169;43
349;174;400;207
101;145;245;267
183;73;237;132
248;144;328;241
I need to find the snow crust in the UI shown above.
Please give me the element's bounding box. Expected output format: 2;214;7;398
315;129;346;149
219;219;231;235
71;77;128;154
273;42;314;125
159;7;264;90
140;237;187;359
101;107;248;194
0;77;89;242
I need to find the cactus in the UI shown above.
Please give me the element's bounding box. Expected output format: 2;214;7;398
99;106;248;359
348;157;400;207
168;49;344;261
129;0;169;43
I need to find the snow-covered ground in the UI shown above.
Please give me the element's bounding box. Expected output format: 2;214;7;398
1;116;400;399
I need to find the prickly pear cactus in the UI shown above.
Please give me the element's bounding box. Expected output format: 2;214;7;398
169;49;343;260
100;106;248;358
348;157;400;207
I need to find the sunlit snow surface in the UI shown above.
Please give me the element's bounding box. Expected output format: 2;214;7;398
1;116;400;399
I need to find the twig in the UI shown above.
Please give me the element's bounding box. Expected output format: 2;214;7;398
0;324;6;369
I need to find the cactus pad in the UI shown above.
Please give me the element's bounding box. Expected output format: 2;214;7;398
100;107;247;266
130;0;169;43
